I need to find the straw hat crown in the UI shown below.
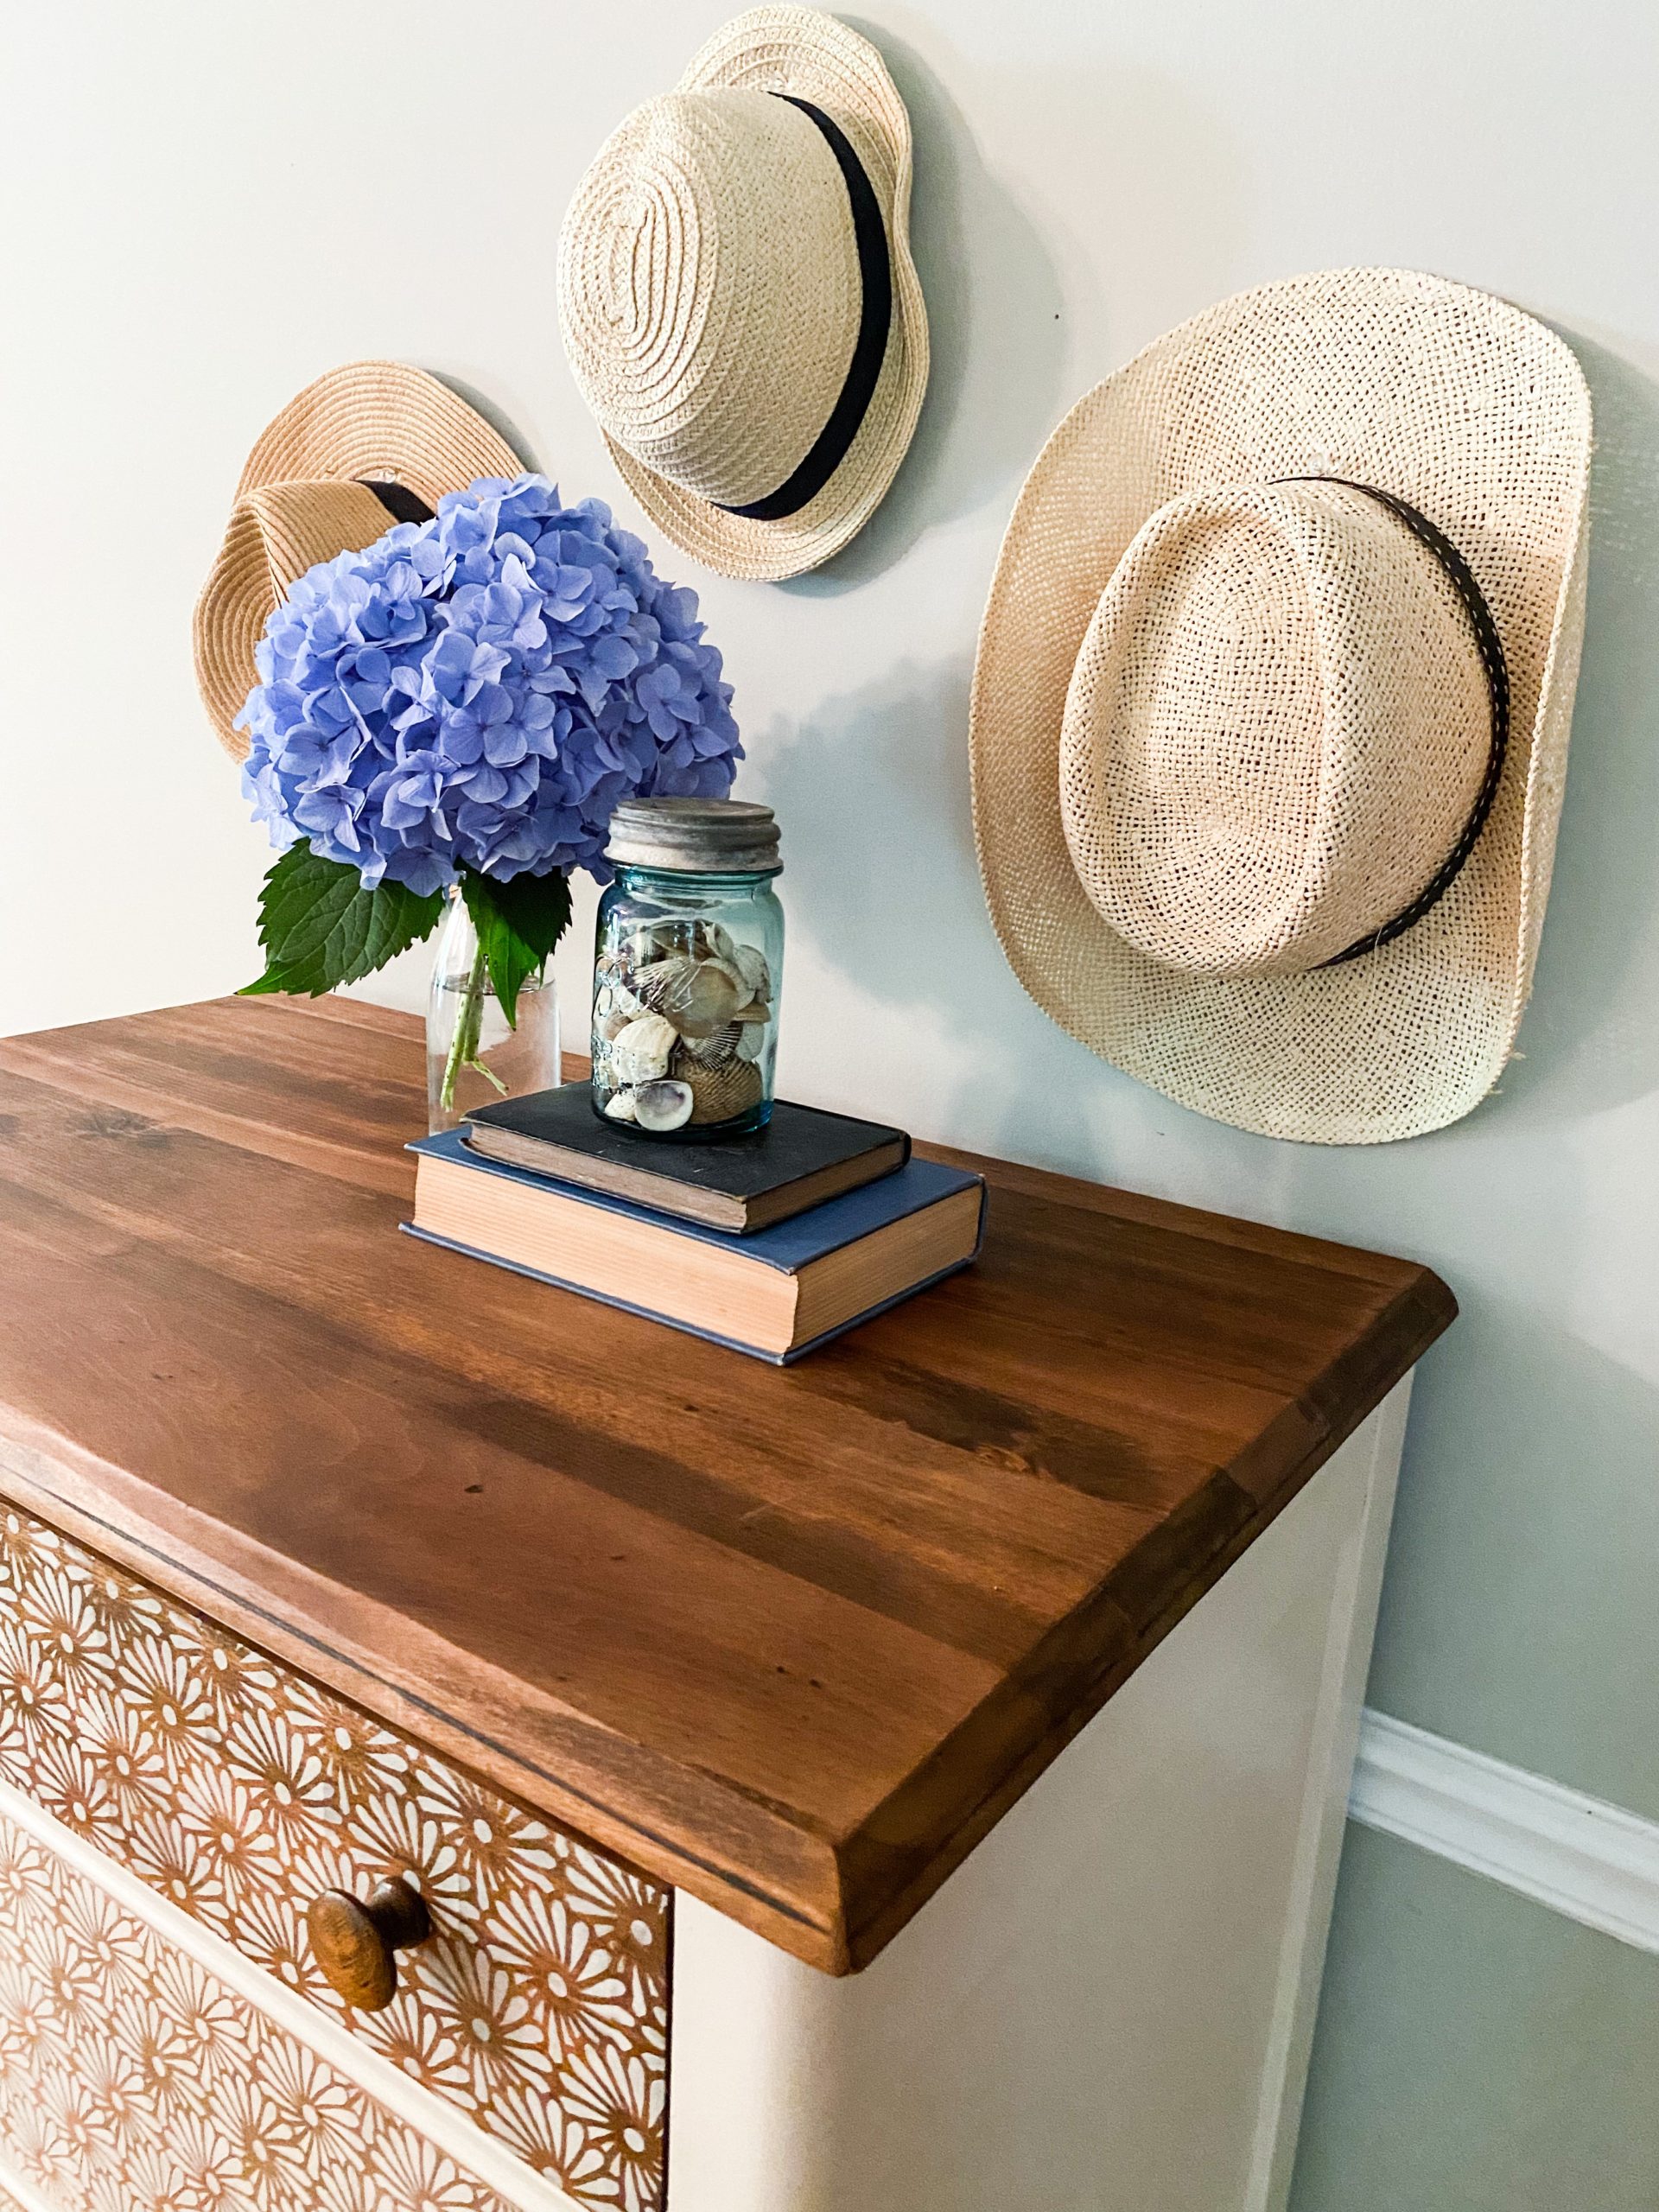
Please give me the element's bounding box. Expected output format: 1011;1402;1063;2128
1061;480;1491;978
557;6;929;582
561;89;862;508
970;267;1592;1146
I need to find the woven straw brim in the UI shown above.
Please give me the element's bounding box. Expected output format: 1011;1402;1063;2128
195;360;523;760
601;6;929;582
234;359;520;503
194;481;395;763
970;268;1592;1145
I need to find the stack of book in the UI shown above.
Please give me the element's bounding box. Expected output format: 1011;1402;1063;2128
402;1084;986;1363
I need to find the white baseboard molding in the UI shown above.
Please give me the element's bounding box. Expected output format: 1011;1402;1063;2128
1350;1708;1659;1955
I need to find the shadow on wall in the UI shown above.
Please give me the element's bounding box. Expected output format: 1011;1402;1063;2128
435;373;542;478
758;655;1142;1160
783;21;1067;594
788;18;1251;592
1491;332;1659;1128
761;657;996;1006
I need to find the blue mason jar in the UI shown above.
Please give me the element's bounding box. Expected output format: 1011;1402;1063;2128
591;799;783;1139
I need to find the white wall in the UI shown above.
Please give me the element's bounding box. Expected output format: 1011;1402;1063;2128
3;4;1656;2199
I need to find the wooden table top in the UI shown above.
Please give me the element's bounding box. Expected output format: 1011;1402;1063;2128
0;997;1453;1973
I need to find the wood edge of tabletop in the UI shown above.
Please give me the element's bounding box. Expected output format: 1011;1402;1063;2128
0;1269;1455;1980
0;1416;855;1973
0;996;1460;1975
836;1262;1454;1969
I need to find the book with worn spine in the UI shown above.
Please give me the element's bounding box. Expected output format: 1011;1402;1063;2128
462;1084;908;1234
403;1129;985;1363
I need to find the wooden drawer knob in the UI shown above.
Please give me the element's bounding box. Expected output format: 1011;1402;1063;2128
307;1877;431;2011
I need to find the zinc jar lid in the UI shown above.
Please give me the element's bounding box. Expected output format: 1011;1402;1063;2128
605;798;782;874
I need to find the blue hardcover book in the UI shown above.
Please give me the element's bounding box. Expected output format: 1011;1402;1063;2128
403;1128;987;1364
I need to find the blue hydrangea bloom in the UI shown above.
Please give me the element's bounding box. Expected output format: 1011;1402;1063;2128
238;475;742;896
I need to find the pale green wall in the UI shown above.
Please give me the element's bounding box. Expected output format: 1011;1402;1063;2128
1357;338;1659;1824
2;3;1655;2200
1291;1826;1659;2212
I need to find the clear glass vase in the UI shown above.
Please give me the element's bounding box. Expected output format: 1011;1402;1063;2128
426;887;562;1133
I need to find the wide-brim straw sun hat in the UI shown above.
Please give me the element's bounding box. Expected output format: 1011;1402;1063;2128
970;267;1592;1146
557;6;928;582
194;360;521;760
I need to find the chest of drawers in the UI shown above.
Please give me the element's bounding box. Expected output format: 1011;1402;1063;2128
0;1503;667;2212
0;1000;1453;2211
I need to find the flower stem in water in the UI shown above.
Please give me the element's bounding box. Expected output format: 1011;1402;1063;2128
440;942;509;1114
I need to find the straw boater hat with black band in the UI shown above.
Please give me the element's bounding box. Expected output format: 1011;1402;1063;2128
557;6;927;582
194;360;522;760
970;267;1592;1145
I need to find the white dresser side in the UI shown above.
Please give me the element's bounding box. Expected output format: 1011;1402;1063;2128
667;1380;1411;2212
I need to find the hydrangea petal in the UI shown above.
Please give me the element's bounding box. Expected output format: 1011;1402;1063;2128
238;472;742;894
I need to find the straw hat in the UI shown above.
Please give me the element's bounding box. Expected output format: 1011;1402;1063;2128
557;6;928;582
194;360;522;760
970;268;1592;1146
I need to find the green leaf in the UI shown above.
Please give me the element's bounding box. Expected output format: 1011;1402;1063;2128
461;868;572;1029
240;842;443;998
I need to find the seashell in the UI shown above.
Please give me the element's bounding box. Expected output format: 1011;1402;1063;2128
620;918;713;970
660;918;733;963
593;988;633;1046
609;1013;677;1084
606;928;652;980
599;963;648;1016
673;1021;742;1067
632;1078;693;1133
731;999;770;1024
633;956;745;1038
728;942;770;1005
674;1052;764;1127
736;1023;766;1065
602;1088;638;1122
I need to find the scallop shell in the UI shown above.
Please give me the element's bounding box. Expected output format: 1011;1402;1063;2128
618;918;725;971
728;943;771;1005
609;1013;677;1084
616;925;676;974
673;1052;764;1126
595;956;645;1010
633;956;745;1038
633;1078;694;1133
674;1021;742;1066
593;988;635;1045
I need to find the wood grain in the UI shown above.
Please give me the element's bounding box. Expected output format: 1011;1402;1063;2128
307;1878;433;2012
0;998;1454;1972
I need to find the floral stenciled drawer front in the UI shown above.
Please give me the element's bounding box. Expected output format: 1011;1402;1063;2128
0;1507;669;2212
0;1808;519;2212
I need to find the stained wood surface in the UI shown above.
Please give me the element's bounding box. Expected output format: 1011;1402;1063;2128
0;997;1454;1973
307;1878;432;2013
